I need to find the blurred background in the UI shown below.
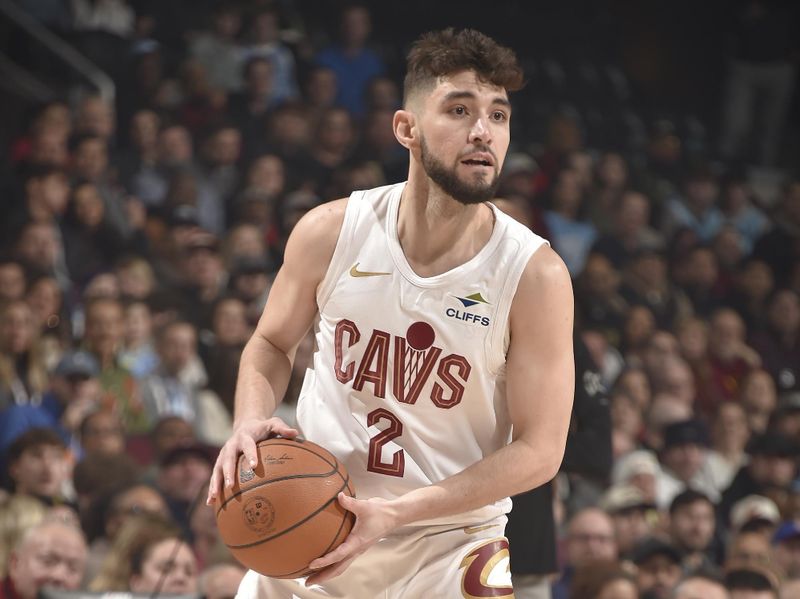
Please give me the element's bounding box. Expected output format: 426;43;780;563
0;1;799;599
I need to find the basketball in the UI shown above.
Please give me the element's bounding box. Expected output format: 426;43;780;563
214;438;356;579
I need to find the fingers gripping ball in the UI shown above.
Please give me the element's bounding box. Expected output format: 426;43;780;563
215;438;356;578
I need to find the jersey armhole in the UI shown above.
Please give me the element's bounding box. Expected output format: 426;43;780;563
316;194;361;310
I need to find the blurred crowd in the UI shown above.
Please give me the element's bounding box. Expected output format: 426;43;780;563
0;1;799;599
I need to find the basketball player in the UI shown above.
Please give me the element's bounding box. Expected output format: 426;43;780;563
207;28;575;598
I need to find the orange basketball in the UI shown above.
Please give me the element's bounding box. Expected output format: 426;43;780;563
214;438;356;579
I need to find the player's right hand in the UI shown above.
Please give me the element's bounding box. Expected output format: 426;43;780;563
206;417;298;505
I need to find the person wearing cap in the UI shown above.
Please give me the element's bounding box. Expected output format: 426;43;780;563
730;495;781;538
769;392;800;438
157;441;217;533
613;450;662;506
720;433;800;524
601;484;659;557
772;521;800;579
0;351;102;457
656;419;728;508
629;537;683;599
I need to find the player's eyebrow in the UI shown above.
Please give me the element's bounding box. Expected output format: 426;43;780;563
441;90;511;108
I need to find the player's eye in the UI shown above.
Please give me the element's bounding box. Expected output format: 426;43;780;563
492;111;508;122
451;105;466;116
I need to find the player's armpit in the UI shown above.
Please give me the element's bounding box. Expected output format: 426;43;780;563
505;244;575;487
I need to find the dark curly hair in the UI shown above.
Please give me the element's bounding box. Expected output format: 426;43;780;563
403;28;524;105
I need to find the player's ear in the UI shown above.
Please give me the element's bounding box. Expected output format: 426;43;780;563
393;109;417;150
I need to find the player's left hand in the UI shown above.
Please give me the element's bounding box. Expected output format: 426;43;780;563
304;493;399;586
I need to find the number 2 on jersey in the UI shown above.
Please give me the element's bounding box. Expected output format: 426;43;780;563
366;408;405;476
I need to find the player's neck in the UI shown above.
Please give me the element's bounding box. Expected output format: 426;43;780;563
397;174;495;278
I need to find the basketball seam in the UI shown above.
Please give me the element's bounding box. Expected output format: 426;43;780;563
224;473;352;550
270;497;355;578
215;441;340;515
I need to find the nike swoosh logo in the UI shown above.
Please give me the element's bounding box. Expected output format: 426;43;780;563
463;524;496;535
349;263;392;278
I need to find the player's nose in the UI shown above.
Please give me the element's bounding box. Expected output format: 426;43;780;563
468;117;492;144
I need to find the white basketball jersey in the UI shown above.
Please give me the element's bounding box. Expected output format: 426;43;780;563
296;182;549;528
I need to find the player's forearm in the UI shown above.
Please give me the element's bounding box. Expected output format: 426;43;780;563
232;333;293;427
388;437;564;527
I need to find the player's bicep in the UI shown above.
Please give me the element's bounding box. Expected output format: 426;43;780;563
253;199;348;354
505;246;575;471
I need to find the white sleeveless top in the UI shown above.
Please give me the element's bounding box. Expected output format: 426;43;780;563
296;182;549;527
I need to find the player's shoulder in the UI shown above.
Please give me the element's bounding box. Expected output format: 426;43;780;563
516;244;572;303
283;198;349;276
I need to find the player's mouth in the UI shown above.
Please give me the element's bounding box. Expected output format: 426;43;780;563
460;153;495;168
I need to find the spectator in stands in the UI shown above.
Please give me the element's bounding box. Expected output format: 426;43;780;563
631;537;683;599
589;152;629;231
727;258;774;333
592;190;663;269
316;3;385;117
178;233;227;329
79;409;125;458
0;301;48;410
306;107;356;197
576;253;629;347
662;165;724;243
668;489;718;571
90;514;197;594
656;419;727;506
724;563;781;599
228;57;278;149
63;181;148;285
0;259;26;304
73;94;116;144
720;174;769;254
600;484;658;558
243;7;298;105
621;249;692;328
738;369;777;435
672;575;728;599
544;168;596;276
14;221;70;289
83;482;170;583
676;245;723;317
118;300;158;379
643;392;693;455
157;443;215;532
772;521;800;579
750;289;800;393
3;520;87;599
694;308;760;418
729;495;780;540
117;109;162;205
569;559;638;599
552;508;618;599
0;494;48;579
721;433;800;523
752;178;800;288
619;306;657;362
708;402;750;490
140;320;230;444
116;256;156;300
82;297;148;433
71;134;142;243
189;2;244;94
199;563;246;599
5;427;70;504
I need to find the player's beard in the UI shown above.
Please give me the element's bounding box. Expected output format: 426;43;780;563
420;135;500;205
